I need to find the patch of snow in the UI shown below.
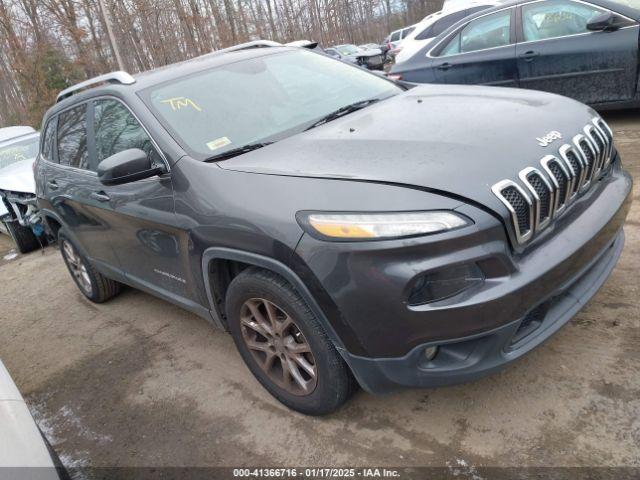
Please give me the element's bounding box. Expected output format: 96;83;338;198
446;458;485;480
3;251;18;261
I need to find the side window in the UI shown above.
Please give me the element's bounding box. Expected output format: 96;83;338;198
522;0;606;42
415;23;435;40
431;10;468;37
93;99;161;169
460;10;511;53
390;31;401;42
41;119;56;162
401;26;415;39
57;104;89;169
440;33;462;56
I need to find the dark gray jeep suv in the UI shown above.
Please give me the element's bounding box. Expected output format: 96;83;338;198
35;43;632;415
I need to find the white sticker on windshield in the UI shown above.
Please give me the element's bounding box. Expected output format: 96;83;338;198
206;137;232;151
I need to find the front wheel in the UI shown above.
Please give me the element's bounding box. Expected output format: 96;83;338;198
226;268;357;415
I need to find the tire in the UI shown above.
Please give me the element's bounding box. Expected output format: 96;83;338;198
4;220;40;254
225;267;357;415
58;229;121;303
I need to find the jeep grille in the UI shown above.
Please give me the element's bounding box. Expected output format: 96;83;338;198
492;117;614;246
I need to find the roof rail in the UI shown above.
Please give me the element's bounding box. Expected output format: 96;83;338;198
213;40;282;55
56;71;136;103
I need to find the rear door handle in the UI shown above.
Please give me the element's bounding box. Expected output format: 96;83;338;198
436;62;452;71
518;51;539;61
90;191;110;202
47;181;58;190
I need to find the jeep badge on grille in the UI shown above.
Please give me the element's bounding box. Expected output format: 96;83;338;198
537;131;562;147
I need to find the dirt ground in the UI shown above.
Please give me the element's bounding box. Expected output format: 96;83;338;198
0;111;639;473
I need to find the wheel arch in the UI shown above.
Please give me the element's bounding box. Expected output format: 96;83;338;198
201;247;351;356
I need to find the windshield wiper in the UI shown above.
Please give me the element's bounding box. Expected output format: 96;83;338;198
205;142;274;162
304;98;381;131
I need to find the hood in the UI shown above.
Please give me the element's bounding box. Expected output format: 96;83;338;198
0;159;36;194
219;84;598;216
348;49;382;58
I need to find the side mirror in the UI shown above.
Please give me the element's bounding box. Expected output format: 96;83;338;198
587;12;626;31
97;148;163;186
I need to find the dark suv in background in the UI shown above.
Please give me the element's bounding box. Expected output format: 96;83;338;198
35;43;632;415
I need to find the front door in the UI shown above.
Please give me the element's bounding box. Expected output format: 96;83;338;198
90;98;190;300
433;8;519;87
516;0;639;105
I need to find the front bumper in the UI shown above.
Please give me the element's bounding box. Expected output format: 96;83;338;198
294;162;632;393
345;228;625;393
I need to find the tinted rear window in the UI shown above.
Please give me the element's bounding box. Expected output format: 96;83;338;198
57;104;89;170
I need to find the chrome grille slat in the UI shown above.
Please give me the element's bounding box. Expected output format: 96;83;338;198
519;167;555;231
491;180;534;244
592;117;613;169
583;125;603;177
492;119;615;246
540;155;571;215
576;136;596;190
559;143;584;198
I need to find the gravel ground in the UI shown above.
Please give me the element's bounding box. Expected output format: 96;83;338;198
0;110;638;474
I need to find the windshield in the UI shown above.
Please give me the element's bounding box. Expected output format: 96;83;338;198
142;49;400;160
0;135;39;170
336;45;361;55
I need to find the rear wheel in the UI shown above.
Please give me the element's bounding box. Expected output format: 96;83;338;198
4;220;40;254
226;268;356;415
58;230;121;303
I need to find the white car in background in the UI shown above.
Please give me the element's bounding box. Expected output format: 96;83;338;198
382;25;417;59
0;126;44;253
393;1;499;65
0;359;65;478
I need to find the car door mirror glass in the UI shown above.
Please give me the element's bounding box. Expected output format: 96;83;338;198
97;148;162;186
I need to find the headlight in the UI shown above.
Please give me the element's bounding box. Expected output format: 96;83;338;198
298;211;472;241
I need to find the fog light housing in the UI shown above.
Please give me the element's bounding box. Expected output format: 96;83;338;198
409;263;484;305
423;346;439;361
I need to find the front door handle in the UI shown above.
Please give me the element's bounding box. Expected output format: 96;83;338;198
436;62;452;71
90;191;110;202
47;181;58;190
518;50;539;62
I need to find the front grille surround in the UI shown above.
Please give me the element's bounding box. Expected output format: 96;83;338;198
518;166;555;231
491;179;534;243
492;118;615;246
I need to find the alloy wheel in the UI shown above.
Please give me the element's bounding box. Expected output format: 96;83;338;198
240;298;317;396
62;240;93;296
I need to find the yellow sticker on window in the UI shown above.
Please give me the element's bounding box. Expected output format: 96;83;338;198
160;97;202;112
206;137;232;151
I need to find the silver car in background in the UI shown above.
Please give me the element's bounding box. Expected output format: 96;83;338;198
0;126;44;253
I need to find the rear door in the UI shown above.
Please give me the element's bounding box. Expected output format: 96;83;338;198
516;0;639;104
432;8;519;87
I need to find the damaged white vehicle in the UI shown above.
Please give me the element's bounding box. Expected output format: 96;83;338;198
0;126;46;253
